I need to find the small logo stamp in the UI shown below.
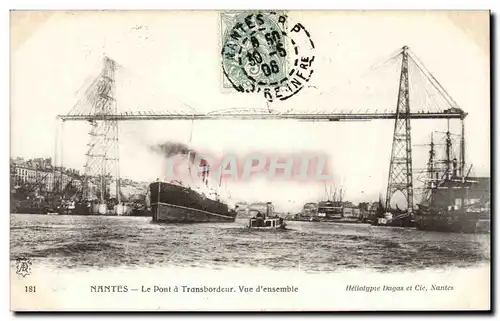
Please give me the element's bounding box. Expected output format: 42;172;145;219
16;258;32;278
221;11;315;102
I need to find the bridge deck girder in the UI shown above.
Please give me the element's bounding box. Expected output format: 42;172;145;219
57;112;466;121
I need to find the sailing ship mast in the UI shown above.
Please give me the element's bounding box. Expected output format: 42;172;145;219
429;132;435;184
445;120;452;179
420;132;436;205
460;118;466;176
420;122;470;208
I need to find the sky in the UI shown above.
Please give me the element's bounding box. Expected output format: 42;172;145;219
10;11;490;212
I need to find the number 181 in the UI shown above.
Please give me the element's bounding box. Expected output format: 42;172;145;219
25;286;36;293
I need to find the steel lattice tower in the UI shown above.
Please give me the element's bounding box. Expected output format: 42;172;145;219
385;46;413;214
83;57;121;203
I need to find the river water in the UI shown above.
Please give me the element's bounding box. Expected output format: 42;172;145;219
10;214;490;272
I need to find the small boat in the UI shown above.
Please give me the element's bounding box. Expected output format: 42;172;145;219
248;202;285;229
377;217;388;225
371;212;414;227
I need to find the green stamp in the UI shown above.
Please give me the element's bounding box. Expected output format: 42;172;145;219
221;11;315;102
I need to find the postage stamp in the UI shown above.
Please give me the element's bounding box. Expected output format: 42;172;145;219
221;11;315;102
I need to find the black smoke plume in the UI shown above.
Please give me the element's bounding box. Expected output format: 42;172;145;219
150;141;197;162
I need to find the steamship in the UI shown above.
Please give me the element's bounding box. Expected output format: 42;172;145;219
316;187;344;221
150;160;237;223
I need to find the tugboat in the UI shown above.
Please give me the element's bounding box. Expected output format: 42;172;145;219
248;202;285;229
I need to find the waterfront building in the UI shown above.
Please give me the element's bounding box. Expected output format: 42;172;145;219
343;203;361;218
10;157;83;195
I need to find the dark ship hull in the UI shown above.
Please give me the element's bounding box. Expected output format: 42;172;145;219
12;206;50;214
415;209;490;233
149;181;237;223
415;176;490;233
11;199;52;214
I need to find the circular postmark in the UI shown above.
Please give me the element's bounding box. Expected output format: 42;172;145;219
221;11;315;102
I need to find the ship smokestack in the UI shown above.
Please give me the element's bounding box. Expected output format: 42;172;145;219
199;159;210;185
266;202;272;218
453;158;458;177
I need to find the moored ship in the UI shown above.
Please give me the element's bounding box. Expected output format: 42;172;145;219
315;186;346;221
317;200;343;220
414;131;490;233
414;175;490;233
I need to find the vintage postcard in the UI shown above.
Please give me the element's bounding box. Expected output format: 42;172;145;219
10;10;490;311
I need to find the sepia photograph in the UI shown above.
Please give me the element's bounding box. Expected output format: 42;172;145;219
9;9;491;311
